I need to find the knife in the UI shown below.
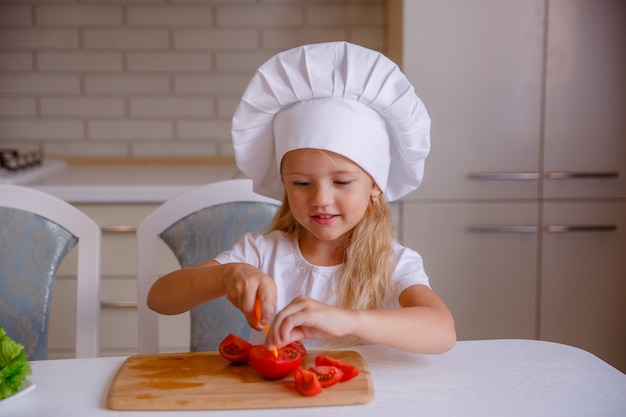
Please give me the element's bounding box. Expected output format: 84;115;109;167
254;297;278;357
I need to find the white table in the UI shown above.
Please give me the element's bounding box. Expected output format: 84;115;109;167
2;340;625;417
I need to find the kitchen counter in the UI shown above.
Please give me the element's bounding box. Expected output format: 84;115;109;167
20;159;243;203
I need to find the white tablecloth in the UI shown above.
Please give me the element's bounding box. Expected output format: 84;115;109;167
2;340;625;417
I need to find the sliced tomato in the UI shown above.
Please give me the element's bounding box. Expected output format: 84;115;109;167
286;340;307;356
294;366;322;396
218;333;253;364
249;345;303;379
314;354;359;382
309;365;343;388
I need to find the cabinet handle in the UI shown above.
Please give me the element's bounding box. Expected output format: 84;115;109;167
101;225;136;233
467;225;539;233
545;171;619;179
467;172;541;180
101;301;137;309
545;225;617;233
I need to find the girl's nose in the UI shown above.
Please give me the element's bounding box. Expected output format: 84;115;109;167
312;183;332;207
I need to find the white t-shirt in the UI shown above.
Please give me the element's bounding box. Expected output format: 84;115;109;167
214;230;431;346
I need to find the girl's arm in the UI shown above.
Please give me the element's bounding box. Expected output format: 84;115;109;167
147;260;277;330
267;284;456;354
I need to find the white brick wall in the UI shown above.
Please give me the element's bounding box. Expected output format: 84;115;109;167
0;0;387;158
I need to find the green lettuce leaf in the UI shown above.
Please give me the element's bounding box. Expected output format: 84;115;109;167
0;326;32;400
0;333;23;368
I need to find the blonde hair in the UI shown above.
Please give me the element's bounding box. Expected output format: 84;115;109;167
270;193;396;347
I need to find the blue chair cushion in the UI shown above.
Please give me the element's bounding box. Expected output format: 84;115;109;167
0;207;77;360
159;201;277;351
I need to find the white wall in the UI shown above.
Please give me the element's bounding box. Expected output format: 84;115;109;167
0;0;386;159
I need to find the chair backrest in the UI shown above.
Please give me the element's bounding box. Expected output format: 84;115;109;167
0;184;101;360
136;179;280;354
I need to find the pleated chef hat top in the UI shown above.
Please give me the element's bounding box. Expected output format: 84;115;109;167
231;41;431;202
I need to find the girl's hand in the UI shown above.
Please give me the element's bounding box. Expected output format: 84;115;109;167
221;262;277;331
266;295;353;348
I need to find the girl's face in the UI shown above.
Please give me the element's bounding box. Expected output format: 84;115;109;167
281;148;381;249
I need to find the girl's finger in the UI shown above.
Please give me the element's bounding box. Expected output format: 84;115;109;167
256;278;277;322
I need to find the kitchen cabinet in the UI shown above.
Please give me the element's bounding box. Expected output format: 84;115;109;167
400;0;545;200
543;0;626;199
401;202;540;341
540;0;626;372
540;202;626;372
49;204;190;359
399;0;626;371
399;0;545;344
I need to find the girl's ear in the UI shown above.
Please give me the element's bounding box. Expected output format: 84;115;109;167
370;183;382;199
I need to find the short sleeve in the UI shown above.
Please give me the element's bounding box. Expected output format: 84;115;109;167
213;232;266;267
388;241;431;307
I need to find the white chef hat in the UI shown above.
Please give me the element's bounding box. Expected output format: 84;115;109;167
231;41;430;202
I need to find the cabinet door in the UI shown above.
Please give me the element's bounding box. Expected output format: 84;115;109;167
402;0;544;200
401;202;539;340
544;0;626;199
540;202;626;372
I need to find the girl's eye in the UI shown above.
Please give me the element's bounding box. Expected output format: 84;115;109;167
293;181;310;187
335;180;352;186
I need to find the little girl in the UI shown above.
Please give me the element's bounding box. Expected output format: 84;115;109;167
148;42;456;354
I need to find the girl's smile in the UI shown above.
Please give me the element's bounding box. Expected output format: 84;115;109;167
311;212;339;225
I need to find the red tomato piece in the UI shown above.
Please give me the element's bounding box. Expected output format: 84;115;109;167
314;354;359;382
218;333;253;364
249;345;302;380
286;340;307;356
309;365;343;388
294;366;322;396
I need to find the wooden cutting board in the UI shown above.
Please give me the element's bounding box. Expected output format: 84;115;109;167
107;350;374;410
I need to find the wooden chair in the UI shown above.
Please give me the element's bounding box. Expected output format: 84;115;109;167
136;179;279;354
0;184;101;360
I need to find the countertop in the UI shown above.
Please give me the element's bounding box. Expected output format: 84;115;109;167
8;159;243;203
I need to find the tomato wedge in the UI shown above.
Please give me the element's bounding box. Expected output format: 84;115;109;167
314;354;359;382
218;334;253;364
309;365;343;388
286;340;307;356
294;366;322;396
249;345;302;379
